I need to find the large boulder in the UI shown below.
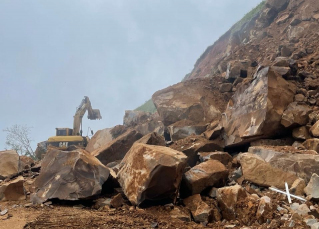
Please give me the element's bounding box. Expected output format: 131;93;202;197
134;132;165;146
223;67;296;147
31;148;110;204
247;146;319;182
152;78;228;127
117;143;187;206
0;150;20;179
281;102;312;128
168;120;207;141
0;176;25;201
170;135;223;167
238;153;298;189
85;125;127;153
123;110;152;127
91;129;143;166
181;160;228;196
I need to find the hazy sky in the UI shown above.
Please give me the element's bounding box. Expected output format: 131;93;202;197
0;0;262;151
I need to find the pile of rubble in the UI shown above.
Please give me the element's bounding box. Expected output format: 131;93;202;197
2;0;319;228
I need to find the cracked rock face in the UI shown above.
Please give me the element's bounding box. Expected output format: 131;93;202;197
117;143;187;206
31;149;110;204
223;67;296;147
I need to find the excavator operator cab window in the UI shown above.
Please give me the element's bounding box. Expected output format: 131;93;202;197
68;129;73;136
56;129;67;136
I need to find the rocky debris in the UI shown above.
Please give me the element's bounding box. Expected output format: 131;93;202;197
238;153;298;189
19;156;35;170
293;126;311;140
134;132;165;146
134;118;164;136
203;121;223;140
123;110;153;127
248;146;319;182
225;60;249;82
183;194;213;224
168;120;207;141
31;148;110;204
304;173;319;200
216;185;247;220
289;178;306;196
117;143;187;206
0;150;20;179
198;151;232;167
181;160;228;196
170;207;192;222
152;77;228;126
250;138;294;146
170;135;223;167
85;125;127;153
281;102;312;128
0;176;25;201
223;67;296;147
310;120;319;137
92;129;143;166
34;141;47;159
256;196;274;224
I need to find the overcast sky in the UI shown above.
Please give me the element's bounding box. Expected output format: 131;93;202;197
0;0;262;151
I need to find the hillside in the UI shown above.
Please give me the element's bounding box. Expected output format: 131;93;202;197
3;0;319;228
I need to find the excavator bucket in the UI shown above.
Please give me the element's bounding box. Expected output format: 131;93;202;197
88;109;102;120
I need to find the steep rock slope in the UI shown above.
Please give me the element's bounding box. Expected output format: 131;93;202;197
186;0;319;80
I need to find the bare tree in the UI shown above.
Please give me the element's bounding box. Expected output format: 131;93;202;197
3;124;36;159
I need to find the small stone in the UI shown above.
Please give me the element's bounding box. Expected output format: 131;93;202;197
290;203;310;216
281;214;289;221
294;94;306;102
151;222;158;228
305;173;319;200
73;204;84;209
0;209;8;216
219;83;233;93
110;193;124;209
288;220;295;227
24;203;33;208
289;178;306;195
170;207;192;222
305;219;318;227
208;187;218;198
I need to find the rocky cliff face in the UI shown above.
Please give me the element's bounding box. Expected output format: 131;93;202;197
186;0;319;81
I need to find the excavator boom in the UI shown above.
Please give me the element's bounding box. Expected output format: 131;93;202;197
73;96;102;136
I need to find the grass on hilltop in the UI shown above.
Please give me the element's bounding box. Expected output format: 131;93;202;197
134;99;157;113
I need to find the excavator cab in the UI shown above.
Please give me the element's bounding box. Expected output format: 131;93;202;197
56;128;73;136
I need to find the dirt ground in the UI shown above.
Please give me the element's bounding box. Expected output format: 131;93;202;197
0;200;204;229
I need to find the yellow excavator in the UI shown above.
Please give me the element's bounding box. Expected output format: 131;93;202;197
47;96;102;149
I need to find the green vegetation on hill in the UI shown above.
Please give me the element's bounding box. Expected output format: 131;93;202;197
230;0;266;34
135;99;157;113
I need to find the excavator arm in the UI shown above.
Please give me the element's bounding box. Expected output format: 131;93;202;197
73;96;102;136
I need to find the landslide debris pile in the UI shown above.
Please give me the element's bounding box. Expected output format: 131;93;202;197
3;0;319;228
